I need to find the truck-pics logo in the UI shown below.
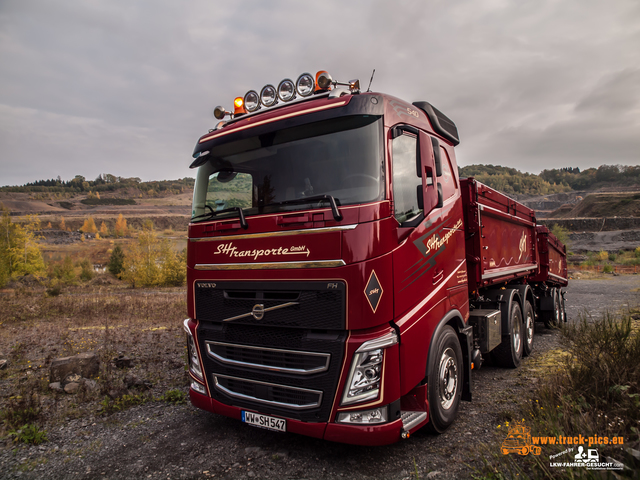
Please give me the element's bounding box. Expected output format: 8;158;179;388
501;422;541;456
214;242;310;261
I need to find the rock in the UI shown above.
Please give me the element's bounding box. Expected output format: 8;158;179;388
49;382;64;393
113;355;133;369
64;382;81;394
50;352;99;383
63;373;82;385
427;472;443;479
82;379;99;392
123;374;152;390
0;359;8;370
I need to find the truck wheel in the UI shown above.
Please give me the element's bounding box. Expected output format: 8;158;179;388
553;288;561;325
522;301;535;357
427;326;463;433
492;301;523;368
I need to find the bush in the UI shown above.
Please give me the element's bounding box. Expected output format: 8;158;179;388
597;250;609;261
8;424;47;445
609;253;617;262
603;264;613;273
636;246;640;258
79;259;94;282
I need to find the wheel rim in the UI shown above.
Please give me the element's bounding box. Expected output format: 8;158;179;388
513;319;522;353
438;347;458;410
525;312;534;348
554;291;560;322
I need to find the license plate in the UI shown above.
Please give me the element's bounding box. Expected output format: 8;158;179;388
242;411;286;432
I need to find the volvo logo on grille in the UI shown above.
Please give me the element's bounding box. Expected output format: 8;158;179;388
251;304;265;320
198;282;217;288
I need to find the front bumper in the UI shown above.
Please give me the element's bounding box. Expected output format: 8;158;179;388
189;389;405;446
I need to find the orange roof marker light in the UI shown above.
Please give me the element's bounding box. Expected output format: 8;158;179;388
233;97;246;115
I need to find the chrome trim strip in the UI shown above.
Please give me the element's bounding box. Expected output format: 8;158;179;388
195;260;346;270
548;273;568;283
190;224;357;242
213;373;323;410
355;331;398;353
205;341;330;375
221;302;299;322
482;264;537;280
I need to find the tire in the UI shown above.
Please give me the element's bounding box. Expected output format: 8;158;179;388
559;291;566;323
492;301;523;368
522;300;535;357
427;326;463;433
542;288;560;328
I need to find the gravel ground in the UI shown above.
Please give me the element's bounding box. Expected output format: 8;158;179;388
1;276;639;480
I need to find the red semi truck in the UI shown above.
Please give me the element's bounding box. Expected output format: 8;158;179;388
183;70;568;446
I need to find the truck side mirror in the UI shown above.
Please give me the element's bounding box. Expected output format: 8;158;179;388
431;137;442;177
417;185;424;211
419;131;439;214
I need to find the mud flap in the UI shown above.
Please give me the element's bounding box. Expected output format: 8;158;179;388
458;325;473;402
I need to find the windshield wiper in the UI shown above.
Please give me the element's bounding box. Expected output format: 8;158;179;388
268;195;343;222
191;206;248;229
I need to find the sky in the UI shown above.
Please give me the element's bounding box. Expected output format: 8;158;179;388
0;0;638;187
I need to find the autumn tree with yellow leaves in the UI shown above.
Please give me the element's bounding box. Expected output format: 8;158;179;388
99;221;109;237
81;217;98;234
0;206;46;286
114;214;128;237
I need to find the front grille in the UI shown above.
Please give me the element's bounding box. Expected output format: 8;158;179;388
197;319;346;423
206;341;330;375
213;374;323;410
195;280;345;330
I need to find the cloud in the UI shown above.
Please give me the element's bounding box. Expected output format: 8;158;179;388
1;0;639;185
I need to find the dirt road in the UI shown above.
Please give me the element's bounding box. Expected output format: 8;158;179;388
1;276;639;479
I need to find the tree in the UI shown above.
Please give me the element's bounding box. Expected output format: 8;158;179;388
99;221;109;237
114;214;128;237
0;207;46;286
121;229;162;287
59;217;66;230
107;245;125;277
81;217;98;234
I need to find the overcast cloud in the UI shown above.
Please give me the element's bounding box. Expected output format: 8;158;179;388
1;0;638;186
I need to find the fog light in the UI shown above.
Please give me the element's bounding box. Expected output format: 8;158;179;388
296;73;314;97
337;407;388;424
190;379;206;395
244;90;260;112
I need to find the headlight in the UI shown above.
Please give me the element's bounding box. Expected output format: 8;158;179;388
277;78;295;102
244;90;260;112
296;73;315;97
184;319;203;381
341;331;397;405
337;406;388;424
260;84;277;107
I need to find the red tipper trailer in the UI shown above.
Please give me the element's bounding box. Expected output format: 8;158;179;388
183;70;568;445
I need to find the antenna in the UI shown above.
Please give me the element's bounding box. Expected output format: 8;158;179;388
366;69;376;93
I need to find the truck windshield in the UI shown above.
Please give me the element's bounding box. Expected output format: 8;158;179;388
192;115;384;221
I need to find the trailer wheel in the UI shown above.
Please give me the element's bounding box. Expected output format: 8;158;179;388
427;326;463;433
542;288;560;328
559;291;566;323
522;301;535;357
492;301;523;368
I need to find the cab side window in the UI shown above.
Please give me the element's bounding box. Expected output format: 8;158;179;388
439;147;457;200
392;134;422;224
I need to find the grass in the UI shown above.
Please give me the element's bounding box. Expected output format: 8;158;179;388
475;307;640;478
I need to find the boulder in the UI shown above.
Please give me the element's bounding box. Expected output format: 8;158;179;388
64;382;81;394
113;355;133;369
0;359;8;370
50;352;99;383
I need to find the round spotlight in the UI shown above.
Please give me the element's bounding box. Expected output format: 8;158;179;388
296;73;315;97
277;79;295;102
260;84;277;107
316;70;333;90
213;105;227;120
244;90;260;112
